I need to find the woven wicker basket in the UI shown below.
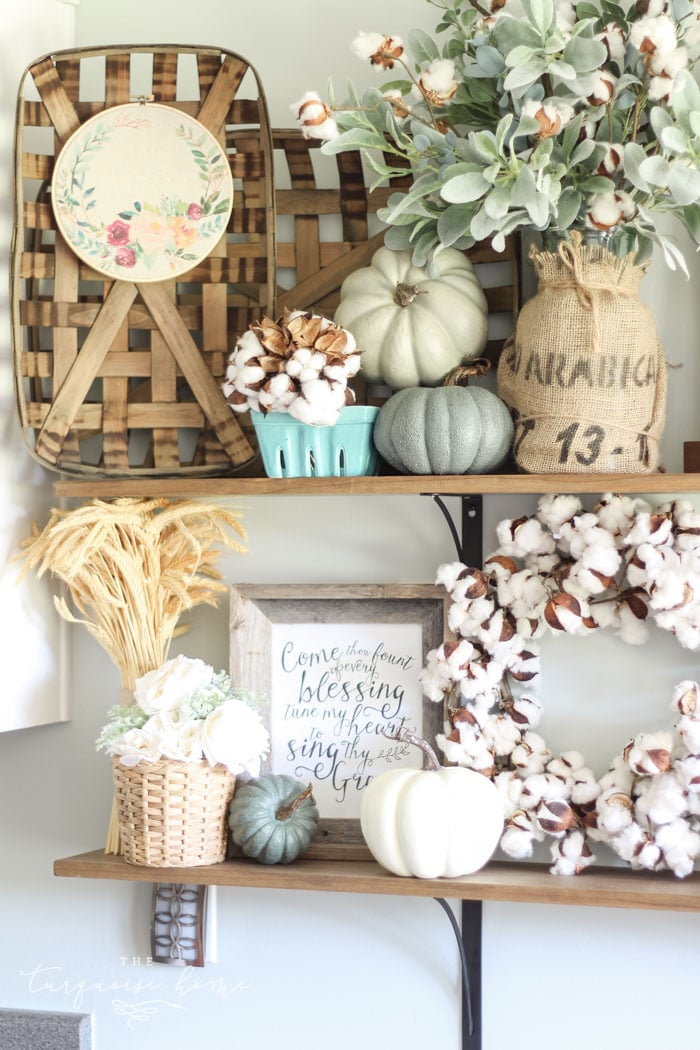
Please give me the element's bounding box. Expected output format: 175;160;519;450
112;756;235;867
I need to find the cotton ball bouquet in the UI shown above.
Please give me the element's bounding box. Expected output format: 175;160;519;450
223;309;362;426
588;680;700;878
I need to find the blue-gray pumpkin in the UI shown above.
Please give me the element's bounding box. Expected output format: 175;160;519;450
228;775;319;864
374;383;514;475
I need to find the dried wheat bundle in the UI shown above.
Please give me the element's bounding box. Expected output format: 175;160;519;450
18;497;247;692
18;497;247;855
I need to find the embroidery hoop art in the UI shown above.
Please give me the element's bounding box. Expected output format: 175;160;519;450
422;493;700;877
51;101;234;283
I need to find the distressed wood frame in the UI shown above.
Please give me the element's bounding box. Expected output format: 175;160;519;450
229;583;451;858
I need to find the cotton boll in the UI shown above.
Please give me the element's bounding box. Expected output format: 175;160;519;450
636;771;687;825
298;350;328;381
501;809;542;859
436;562;470;592
655;817;699;860
266;373;296;402
627;512;674;547
511;731;551;775
589;601;618;629
549;830;595;875
419;650;454;702
509;693;543;729
670;618;700;652
288;394;338;426
611;821;647;862
571;767;601;806
495;770;524;812
676;754;700;792
595;493;651;539
595;786;634;835
485;714;522;756
616;605;650;646
624;731;673;776
676;714;700;752
495;516;556;559
633;840;664;871
599;754;635;793
536;494;582;534
520;772;566;809
649;568;691;611
535;798;577;837
437;733;471;766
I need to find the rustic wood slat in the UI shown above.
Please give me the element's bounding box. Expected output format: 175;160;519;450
28;402;206;429
152;52;179;102
102;310;131;471
29;57;82;144
105;54;131;106
149;280;181;471
52;233;81;465
196;53;248;137
276;230;387;315
138;281;253;465
35;281;139;464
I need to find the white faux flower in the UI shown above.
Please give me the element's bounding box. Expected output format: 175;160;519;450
111;726;162;766
200;698;270;775
158;717;205;763
134;656;214;716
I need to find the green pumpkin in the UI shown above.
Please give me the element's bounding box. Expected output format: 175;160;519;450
228;775;320;864
373;384;513;475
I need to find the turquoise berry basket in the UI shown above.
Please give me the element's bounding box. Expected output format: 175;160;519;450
251;405;379;478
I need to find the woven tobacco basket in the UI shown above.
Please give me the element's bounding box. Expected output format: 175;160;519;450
112;757;235;867
11;44;276;476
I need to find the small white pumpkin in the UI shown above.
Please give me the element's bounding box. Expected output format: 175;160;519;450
334;246;489;390
360;730;504;879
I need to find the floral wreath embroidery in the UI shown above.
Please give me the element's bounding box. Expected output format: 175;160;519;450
420;493;700;878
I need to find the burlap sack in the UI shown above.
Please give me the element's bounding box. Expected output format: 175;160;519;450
497;234;666;473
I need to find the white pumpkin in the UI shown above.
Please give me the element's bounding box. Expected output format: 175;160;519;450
334;246;489;390
360;740;504;879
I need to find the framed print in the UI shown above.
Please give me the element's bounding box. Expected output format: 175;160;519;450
230;584;451;856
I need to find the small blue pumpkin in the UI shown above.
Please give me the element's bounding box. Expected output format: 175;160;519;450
373;380;514;476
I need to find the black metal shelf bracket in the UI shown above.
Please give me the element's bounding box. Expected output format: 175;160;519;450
429;494;484;565
431;493;485;1050
434;898;482;1048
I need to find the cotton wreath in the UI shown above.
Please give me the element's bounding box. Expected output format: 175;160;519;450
421;493;700;877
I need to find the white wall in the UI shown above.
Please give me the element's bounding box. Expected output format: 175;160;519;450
2;2;700;1049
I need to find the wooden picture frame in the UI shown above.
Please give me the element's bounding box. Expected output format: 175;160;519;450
229;584;451;859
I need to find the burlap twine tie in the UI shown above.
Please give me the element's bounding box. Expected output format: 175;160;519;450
533;230;638;353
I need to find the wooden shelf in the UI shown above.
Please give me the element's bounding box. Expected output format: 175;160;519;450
54;850;700;912
53;471;700;499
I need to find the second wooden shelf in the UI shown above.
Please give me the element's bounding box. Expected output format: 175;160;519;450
54;850;700;913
